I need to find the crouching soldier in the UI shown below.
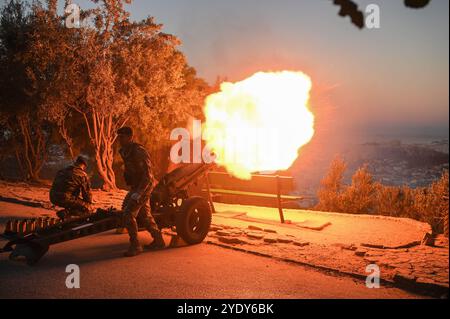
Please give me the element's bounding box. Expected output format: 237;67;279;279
50;156;93;220
117;126;165;257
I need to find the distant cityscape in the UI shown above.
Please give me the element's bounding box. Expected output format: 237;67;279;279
349;139;449;188
293;137;449;203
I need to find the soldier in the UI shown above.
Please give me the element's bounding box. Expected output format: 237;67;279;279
117;126;165;257
50;156;93;219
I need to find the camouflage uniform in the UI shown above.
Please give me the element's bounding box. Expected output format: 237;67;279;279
119;142;160;247
50;164;92;216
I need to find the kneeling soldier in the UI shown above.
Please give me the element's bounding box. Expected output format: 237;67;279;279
50;156;93;219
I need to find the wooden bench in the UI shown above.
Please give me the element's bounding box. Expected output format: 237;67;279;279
203;171;302;223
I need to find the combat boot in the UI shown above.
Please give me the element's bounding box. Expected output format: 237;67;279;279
145;229;165;250
56;210;66;220
115;227;128;234
124;240;143;257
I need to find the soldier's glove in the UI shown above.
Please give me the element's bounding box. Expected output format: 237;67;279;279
130;192;141;202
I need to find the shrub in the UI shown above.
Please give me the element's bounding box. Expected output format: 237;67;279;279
374;184;416;218
316;155;346;212
340;165;376;214
316;156;449;235
413;171;449;234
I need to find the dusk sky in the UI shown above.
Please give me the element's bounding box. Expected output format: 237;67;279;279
52;0;449;138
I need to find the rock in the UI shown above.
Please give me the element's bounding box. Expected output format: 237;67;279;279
434;235;449;248
433;275;449;284
248;225;263;231
209;225;223;232
365;251;383;257
360;243;384;249
237;238;255;245
263;236;278;244
355;249;367;257
216;230;232;236
421;232;435;247
332;243;357;251
364;257;379;263
247;232;264;240
277;237;293;244
293;241;309;247
218;236;243;245
395;257;411;263
263;228;277;233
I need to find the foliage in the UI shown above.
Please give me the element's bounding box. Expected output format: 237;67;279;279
0;0;49;181
316;157;449;234
340;165;376;214
413;171;449;234
316;155;346;212
0;0;210;188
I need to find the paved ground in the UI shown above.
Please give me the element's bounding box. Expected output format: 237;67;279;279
0;206;422;299
0;182;446;298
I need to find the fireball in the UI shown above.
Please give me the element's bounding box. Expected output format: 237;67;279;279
203;71;314;179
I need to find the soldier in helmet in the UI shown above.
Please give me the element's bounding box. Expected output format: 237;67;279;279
117;126;165;257
50;156;93;220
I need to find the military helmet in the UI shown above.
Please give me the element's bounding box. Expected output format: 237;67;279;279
74;155;88;167
117;126;133;137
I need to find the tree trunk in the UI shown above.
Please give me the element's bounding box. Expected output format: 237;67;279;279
94;142;117;191
59;119;75;160
16;116;46;182
82;111;118;191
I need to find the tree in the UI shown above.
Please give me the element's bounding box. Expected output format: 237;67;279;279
11;0;210;189
62;0;195;190
22;0;83;160
0;0;50;181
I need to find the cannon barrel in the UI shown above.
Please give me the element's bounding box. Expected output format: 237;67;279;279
156;163;214;197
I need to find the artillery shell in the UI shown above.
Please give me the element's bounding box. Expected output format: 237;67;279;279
28;220;37;233
42;218;50;228
5;220;13;233
40;218;45;228
25;220;33;233
12;220;19;233
18;220;27;235
35;217;43;230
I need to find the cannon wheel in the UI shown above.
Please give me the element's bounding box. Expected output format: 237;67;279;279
176;197;212;245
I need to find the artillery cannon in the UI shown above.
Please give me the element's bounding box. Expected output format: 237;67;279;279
0;163;214;265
